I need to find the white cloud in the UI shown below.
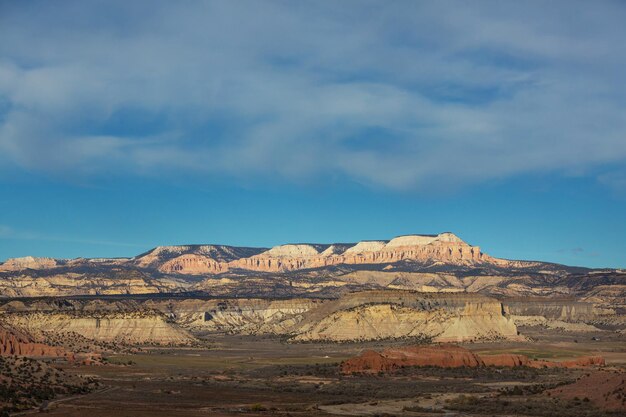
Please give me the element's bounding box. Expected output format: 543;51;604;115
0;1;625;190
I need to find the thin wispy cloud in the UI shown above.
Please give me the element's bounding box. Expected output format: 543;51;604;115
0;225;13;238
0;224;146;249
0;1;625;191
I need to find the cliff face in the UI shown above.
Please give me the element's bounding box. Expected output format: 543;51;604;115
504;299;596;321
291;291;520;343
0;268;191;298
0;324;72;358
0;291;519;345
229;233;484;273
3;312;193;345
125;233;492;275
182;290;521;343
134;245;265;273
0;256;58;271
159;254;229;274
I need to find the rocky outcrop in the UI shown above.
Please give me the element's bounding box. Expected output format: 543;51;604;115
511;315;603;332
0;324;72;358
504;299;596;321
134;245;265;271
291;291;521;342
0;292;521;344
173;291;521;343
229;233;485;273
2;312;193;345
2;232;614;301
341;344;605;374
0;268;191;298
341;344;483;373
143;297;319;334
159;254;229;274
0;256;58;271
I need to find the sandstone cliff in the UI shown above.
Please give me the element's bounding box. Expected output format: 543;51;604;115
2;311;193;345
228;233;486;273
0;324;72;358
169;291;521;343
134;244;265;273
0;267;191;298
291;291;520;342
0;291;521;345
0;256;59;271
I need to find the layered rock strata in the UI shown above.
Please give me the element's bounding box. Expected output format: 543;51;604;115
228;233;484;273
0;256;58;271
291;291;521;342
2;312;193;345
186;291;521;343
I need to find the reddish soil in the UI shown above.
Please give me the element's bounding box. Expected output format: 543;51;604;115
547;371;626;411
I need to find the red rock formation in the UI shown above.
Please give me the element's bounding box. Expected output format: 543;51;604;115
480;353;531;367
229;233;486;273
0;325;73;359
159;254;229;274
8;232;541;277
341;344;605;374
341;344;483;373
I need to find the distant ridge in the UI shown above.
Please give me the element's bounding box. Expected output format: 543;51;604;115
1;232;529;275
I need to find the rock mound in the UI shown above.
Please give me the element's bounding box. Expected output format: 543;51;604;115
0;256;58;271
341;344;605;374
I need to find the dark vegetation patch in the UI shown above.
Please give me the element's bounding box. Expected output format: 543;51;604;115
445;394;622;417
0;356;98;415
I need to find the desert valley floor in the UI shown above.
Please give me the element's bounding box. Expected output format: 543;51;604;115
14;328;626;417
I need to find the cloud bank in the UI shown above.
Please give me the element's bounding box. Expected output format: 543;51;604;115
1;0;625;190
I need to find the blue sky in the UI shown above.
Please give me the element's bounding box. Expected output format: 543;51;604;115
0;1;625;268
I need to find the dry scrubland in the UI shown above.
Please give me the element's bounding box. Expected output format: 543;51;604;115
0;331;617;417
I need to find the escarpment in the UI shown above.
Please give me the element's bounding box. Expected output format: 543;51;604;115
0;233;622;323
159;254;229;274
504;298;596;321
126;233;495;275
2;311;193;345
185;291;521;343
289;291;521;342
134;244;265;272
0;256;59;271
0;267;191;298
0;324;72;358
228;233;485;273
0;291;521;344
